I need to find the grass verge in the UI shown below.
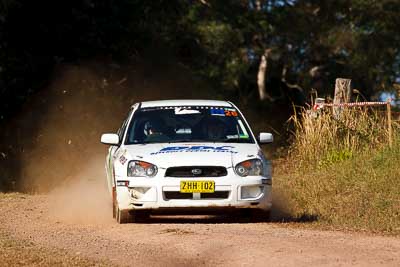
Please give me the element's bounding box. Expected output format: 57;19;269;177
273;107;400;234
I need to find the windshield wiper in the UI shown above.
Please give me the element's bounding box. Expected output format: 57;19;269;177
219;138;251;143
168;139;207;143
131;141;157;144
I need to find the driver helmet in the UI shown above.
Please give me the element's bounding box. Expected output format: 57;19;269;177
143;118;165;136
203;117;226;140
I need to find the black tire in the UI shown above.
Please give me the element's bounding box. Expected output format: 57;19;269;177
116;207;133;224
116;207;150;223
112;191;117;219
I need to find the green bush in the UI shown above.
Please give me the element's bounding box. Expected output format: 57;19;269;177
318;149;353;168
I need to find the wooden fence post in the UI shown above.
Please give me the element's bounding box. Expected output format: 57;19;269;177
333;78;352;118
387;100;393;148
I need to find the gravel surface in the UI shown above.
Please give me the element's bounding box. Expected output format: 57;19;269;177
0;192;399;267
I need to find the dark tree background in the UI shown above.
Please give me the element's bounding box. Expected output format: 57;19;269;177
1;0;399;121
1;0;400;192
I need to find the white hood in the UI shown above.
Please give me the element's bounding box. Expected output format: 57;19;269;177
124;143;260;169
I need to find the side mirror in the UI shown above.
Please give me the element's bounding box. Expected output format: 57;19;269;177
101;133;119;145
258;132;273;144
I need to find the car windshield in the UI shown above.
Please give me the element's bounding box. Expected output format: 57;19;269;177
125;106;255;144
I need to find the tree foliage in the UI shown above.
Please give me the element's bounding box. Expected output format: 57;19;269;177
1;0;400;120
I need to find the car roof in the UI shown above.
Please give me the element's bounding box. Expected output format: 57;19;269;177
139;99;233;108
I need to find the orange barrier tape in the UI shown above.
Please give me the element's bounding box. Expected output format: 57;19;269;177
323;101;388;107
313;101;389;110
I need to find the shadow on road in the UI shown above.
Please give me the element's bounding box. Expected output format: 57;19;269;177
140;210;318;225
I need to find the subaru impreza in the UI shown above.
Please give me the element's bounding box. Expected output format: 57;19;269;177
101;100;273;223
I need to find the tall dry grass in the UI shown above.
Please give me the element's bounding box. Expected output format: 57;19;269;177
290;107;392;169
274;106;400;234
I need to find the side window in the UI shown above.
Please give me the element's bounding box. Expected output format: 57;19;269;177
118;109;133;144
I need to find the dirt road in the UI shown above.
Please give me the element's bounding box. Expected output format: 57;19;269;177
1;189;399;267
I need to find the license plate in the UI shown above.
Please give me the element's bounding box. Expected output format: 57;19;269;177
180;181;215;193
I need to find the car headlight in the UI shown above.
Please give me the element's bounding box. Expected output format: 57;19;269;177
235;159;267;177
127;160;158;177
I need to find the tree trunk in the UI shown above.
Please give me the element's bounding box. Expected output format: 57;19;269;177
257;49;273;101
255;0;262;10
333;78;351;118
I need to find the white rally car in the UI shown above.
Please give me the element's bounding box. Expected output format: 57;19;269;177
101;100;273;223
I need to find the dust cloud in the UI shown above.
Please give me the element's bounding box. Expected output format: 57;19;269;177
2;59;291;224
48;156;113;224
2;59;211;223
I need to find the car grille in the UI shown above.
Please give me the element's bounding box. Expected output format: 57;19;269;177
200;191;230;199
163;191;230;200
163;192;192;200
165;166;227;177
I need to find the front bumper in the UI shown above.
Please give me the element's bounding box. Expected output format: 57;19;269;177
115;173;272;212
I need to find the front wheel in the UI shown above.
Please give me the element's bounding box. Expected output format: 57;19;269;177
116;207;133;224
116;207;150;224
112;188;117;219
